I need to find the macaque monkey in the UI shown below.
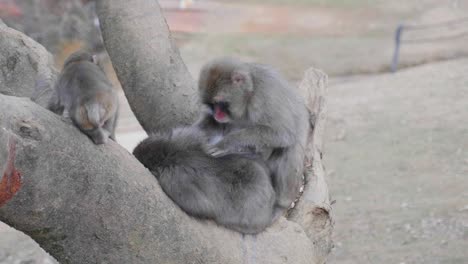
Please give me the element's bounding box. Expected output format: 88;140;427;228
195;57;310;210
133;127;276;234
48;50;119;145
133;58;308;233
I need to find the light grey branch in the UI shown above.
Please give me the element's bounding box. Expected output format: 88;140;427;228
0;20;58;107
95;0;199;133
289;69;334;263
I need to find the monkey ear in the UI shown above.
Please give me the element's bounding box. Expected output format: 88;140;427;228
231;71;247;85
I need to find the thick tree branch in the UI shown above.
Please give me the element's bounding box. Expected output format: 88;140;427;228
0;221;58;263
0;20;58;107
0;94;320;264
95;0;199;133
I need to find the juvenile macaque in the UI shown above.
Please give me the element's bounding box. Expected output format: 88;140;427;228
195;57;309;210
48;50;119;144
133;127;276;234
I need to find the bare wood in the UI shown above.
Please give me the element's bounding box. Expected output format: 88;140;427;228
95;0;199;133
0;221;58;263
289;68;334;264
0;21;58;107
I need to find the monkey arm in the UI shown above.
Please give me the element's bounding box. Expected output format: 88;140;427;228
211;125;294;156
192;113;221;134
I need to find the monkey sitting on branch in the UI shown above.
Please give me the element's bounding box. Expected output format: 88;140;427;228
133;57;309;234
195;57;310;211
48;50;119;145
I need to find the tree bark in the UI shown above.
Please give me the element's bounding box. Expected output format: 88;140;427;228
96;0;199;133
0;221;58;263
290;69;333;263
0;20;58;108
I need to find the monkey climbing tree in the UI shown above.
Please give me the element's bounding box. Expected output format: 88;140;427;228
0;0;333;263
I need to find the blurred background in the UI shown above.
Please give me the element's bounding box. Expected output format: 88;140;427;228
1;0;467;263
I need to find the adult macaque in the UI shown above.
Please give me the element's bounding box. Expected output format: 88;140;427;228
195;57;309;210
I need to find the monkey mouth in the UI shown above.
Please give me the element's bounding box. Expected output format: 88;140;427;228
212;102;230;123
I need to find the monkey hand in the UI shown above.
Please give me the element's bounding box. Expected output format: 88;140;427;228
206;140;251;157
204;144;230;157
61;116;74;125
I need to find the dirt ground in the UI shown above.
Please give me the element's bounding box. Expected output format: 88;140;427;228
325;58;468;263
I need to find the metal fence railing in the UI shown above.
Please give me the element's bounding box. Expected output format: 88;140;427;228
391;17;468;72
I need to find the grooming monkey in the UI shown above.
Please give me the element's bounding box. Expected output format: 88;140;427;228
133;127;276;234
48;50;119;144
195;57;310;210
133;58;307;233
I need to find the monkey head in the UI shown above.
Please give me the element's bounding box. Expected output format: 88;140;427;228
198;58;253;124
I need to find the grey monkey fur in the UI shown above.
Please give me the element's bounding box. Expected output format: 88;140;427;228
195;57;309;210
133;127;276;234
133;57;308;233
48;50;119;145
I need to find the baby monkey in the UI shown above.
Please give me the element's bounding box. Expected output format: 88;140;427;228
48;50;119;144
195;57;310;210
133;127;276;234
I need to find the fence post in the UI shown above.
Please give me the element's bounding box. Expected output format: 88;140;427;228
391;24;404;73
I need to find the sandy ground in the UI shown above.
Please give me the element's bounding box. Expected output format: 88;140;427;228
325;59;468;264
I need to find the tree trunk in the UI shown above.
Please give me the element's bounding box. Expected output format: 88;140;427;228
0;0;333;262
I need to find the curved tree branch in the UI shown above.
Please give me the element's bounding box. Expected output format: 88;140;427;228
96;0;199;133
0;221;58;263
0;20;58;107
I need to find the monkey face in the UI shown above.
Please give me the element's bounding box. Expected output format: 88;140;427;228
199;65;253;123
